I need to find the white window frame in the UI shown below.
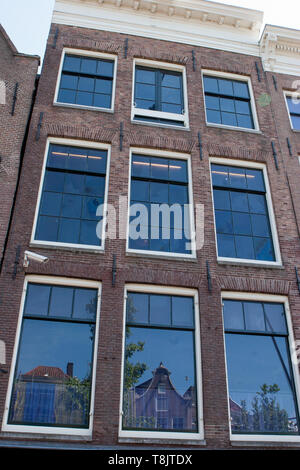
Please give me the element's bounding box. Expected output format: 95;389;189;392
30;137;111;252
2;275;102;437
209;157;282;268
131;58;190;130
126;147;197;260
119;284;204;442
202;70;260;133
283;90;300;131
221;291;300;444
53;48;117;113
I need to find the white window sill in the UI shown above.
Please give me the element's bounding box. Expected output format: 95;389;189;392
217;257;283;269
53;101;114;114
118;436;206;446
231;434;300;446
30;241;105;254
131;119;190;132
206;122;261;134
126;249;197;262
1;429;92;440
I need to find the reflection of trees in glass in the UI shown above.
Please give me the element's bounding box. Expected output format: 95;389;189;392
61;374;91;426
123;295;148;427
232;384;292;434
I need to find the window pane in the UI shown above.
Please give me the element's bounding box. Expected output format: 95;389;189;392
220;98;235;113
233;81;250;99
64;174;84;194
24;284;51;317
93;93;111;109
35;216;59;242
264;304;287;334
132;155;150;178
169;160;187;183
291;115;300;130
136;68;156;84
213;190;231;210
80;57;97;74
161;87;181;104
205;95;220;110
230;192;248;213
78;77;94;92
87;150;107;174
161;73;181;88
47;147;68;170
172;297;194;328
235;100;251;115
244;301;265;332
49;286;74;318
122;327;197;432
63;55;81;72
84;175;105;197
58;218;80;244
251;214;271;237
203;76;218;93
131;180;149;202
225;334;299;435
232;213;252;236
221;112;237;126
229;167;247;190
211;165;230;187
80;220;100;246
215;210;233;234
135;83;156;100
95;78;112;94
135;98;156;110
60;74;78;90
40;192;62;217
161;103;182;114
169;185;188;205
150;182;169;204
237;114;254;129
248;194;267;214
217;234;236;258
246;169;265;192
149;295;171;326
235;235;254;259
82;196;103;220
218;79;233;96
76;91;93;106
223;300;245;330
58;89;76;104
9;318;95;428
127;293;149;324
61;194;82;218
97;60;114;78
206;109;221;124
150;157;169;180
73;288;97;321
286;97;300;115
253;237;275;261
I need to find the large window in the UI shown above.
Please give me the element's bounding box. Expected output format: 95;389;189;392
222;296;300;437
33;140;109;249
285;94;300;130
121;286;201;438
211;161;279;264
128;151;193;256
55;50;116;110
6;278;100;433
132;60;189;128
203;73;256;130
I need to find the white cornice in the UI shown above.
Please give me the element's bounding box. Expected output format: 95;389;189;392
52;0;300;76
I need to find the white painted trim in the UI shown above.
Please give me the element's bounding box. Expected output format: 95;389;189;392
1;275;102;437
201;69;260;132
131;58;189;129
53;47;118;112
118;283;204;441
30;137;111;252
209;157;282;267
126;147;197;259
221;291;300;443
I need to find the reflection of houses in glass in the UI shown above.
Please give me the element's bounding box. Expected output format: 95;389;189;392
124;363;197;431
9;362;90;427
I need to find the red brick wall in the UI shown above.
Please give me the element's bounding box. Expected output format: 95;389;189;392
0;30;39;265
0;23;299;449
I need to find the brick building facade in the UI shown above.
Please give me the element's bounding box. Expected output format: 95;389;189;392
0;25;39;273
0;0;300;450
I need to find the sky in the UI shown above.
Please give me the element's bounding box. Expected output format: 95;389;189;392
0;0;300;63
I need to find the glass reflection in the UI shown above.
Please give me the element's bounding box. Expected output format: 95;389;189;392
9;284;97;428
123;293;197;433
